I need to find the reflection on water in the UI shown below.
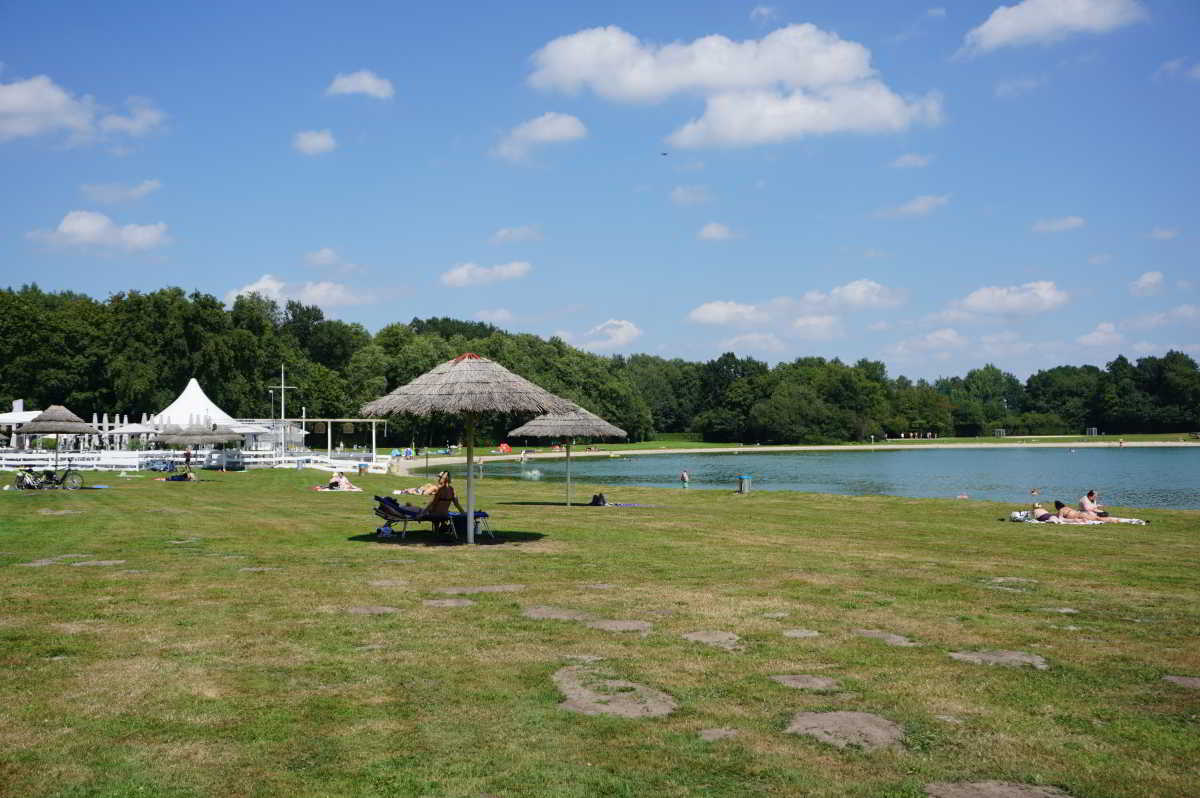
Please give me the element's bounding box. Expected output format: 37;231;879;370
451;448;1200;509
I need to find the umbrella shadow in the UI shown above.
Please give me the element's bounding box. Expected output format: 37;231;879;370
347;530;546;547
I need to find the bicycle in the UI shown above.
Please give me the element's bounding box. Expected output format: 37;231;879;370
13;459;84;490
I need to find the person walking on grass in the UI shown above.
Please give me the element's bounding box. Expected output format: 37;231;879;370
680;469;689;489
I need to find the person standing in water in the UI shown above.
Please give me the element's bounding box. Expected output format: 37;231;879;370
680;469;689;489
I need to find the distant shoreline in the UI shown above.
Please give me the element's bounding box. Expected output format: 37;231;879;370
389;439;1197;476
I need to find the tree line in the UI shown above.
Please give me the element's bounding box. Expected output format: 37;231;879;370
2;285;1197;445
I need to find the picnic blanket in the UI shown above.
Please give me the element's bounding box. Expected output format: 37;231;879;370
1009;510;1146;525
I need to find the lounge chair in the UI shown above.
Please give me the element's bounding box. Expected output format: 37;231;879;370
373;496;493;541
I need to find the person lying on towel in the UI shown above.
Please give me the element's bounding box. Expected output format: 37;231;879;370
313;471;362;491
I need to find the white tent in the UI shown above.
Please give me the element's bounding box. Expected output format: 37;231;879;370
153;378;238;427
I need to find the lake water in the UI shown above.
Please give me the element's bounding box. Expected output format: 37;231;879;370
451;447;1200;510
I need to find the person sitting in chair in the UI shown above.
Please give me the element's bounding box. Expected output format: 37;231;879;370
417;471;464;532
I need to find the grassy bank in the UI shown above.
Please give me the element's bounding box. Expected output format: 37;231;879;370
1;471;1197;797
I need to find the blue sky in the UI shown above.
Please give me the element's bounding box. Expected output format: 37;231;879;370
2;0;1197;379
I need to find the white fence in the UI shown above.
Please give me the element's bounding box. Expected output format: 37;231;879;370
0;449;393;474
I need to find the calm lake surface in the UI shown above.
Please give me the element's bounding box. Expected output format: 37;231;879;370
452;447;1200;509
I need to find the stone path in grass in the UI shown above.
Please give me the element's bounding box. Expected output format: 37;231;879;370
435;584;524;594
949;650;1048;670
853;629;921;647
71;560;126;567
1162;675;1200;688
425;598;474;608
925;782;1072;797
785;711;904;750
367;579;408;587
682;630;743;651
14;553;93;567
698;727;739;741
586;619;652;635
38;509;82;516
238;567;278;573
522;605;654;635
771;674;839;691
782;628;821;638
552;665;676;718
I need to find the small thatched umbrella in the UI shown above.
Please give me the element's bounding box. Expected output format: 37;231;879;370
18;405;101;467
509;407;627;506
361;352;576;543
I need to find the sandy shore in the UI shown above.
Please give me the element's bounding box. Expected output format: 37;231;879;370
385;439;1196;476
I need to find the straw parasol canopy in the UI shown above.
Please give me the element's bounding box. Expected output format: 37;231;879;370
18;405;101;436
157;424;244;446
361;352;576;543
509;407;627;506
17;405;101;467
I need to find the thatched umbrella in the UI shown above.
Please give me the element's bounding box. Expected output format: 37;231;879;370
17;405;101;467
360;352;575;543
509;407;627;506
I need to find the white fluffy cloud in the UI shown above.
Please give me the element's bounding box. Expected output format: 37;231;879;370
792;314;840;340
530;24;941;148
80;179;161;204
961;0;1146;56
698;222;734;240
490;225;543;244
671;185;712;205
878;194;949;218
475;308;515;324
325;70;394;100
888;327;968;357
293;129;336;155
0;74;165;144
688;279;904;332
890;153;931;168
581;319;642;351
304;247;361;273
1150;227;1179;240
224;274;368;308
1077;322;1123;347
689;301;769;325
668;84;942;148
27;210;170;252
1032;215;1085;233
440;261;532;287
494;112;586;161
1129;271;1164;296
958;280;1069;314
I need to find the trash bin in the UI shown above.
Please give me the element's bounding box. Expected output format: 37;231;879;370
357;463;368;476
736;475;752;494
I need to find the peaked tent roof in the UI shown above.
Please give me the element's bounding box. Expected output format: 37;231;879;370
153;378;237;427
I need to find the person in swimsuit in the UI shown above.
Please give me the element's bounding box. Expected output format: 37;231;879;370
419;471;464;526
1055;500;1117;522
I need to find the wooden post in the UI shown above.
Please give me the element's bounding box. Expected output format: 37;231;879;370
465;414;476;544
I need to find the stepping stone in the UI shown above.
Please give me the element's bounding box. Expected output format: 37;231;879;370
436;584;524;594
771;674;839;691
239;567;278;573
15;559;59;568
552;665;677;718
949;650;1048;670
1049;625;1081;631
523;606;594;621
934;715;963;725
587;619;652;634
762;611;789;619
1040;607;1078;615
925;782;1072;797
991;577;1038;585
367;579;408;587
425;598;474;608
38;509;82;515
853;629;920;647
1162;675;1200;689
167;538;201;544
784;711;904;750
71;560;125;567
347;606;398;615
782;629;821;639
682;630;743;651
987;586;1027;593
579;583;617;590
120;569;149;574
563;654;605;663
698;727;739;741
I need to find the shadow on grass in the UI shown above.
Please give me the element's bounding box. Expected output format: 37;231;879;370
496;501;599;507
346;530;546;547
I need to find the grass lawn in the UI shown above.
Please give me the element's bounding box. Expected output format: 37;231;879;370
1;469;1197;798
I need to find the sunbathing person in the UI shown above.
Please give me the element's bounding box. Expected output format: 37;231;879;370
420;471;464;519
1055;500;1117;522
314;471;361;491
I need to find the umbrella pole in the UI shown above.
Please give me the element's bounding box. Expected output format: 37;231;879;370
465;414;476;544
566;441;572;507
